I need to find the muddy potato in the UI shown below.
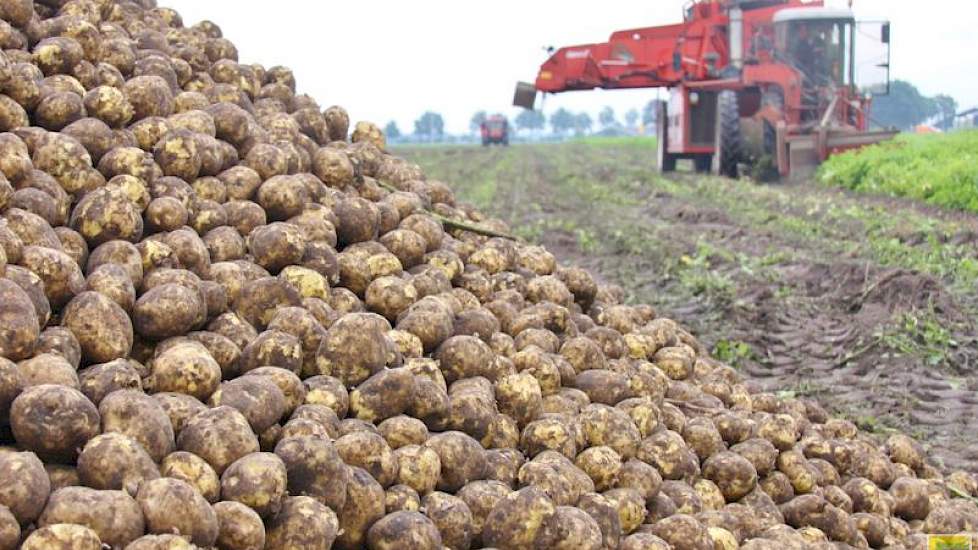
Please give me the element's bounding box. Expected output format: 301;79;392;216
574;446;622;491
20;523;101;550
220;452;287;518
37;486;144;548
137;477;217;547
204;225;246;262
732;438;779;478
236;329;301;375
385;484;421;513
160;451;221;504
83;86;133;128
482;486;556;548
177;405;260;475
85;262;136;311
350;367;417;423
16;353;77;389
547;506;602;550
246;221;305;273
365;275;417;321
145;196;188;232
123;534;196;550
330;465;384;550
422;430;487;492
303;374;349;416
0;505;17;550
396;296;455;352
581;404;642;460
61;290;134;364
123;75;173;121
702;451;758;502
274;433;349;510
393;444;441;495
145;341;221;401
77;432;159;495
889;476;930;521
21;245;85;308
10;384;98;462
0;450;49;525
233;276;302;330
209;376;286;433
366;510;441;550
336;431;399;487
0;279;38;360
493;371;542;428
97;389;174;463
207;310;257;352
213;501;265;550
315;312;391;386
134;283;205;340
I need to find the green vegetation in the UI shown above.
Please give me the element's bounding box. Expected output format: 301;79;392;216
572;135;657;148
818;131;978;212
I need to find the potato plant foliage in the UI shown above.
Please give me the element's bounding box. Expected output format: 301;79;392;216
0;1;974;550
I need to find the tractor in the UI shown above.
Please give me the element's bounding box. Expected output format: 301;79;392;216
514;0;895;179
481;115;510;146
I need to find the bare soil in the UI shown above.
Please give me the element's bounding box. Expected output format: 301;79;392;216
400;141;978;473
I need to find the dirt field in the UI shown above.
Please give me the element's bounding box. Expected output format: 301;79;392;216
399;139;978;474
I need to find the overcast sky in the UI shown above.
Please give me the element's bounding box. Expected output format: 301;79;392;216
164;1;976;134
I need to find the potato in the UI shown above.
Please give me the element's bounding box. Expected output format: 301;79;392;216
233;276;301;330
436;335;496;384
209;376;286;433
268;435;340;496
520;416;577;459
303;375;349;416
384;484;421;513
581;404;641;460
21;245;85;308
99;389;175;463
243;143;288;181
84;86;134;128
482;486;556;548
424;430;487;492
134;284;205;340
20;523;102;550
247;221;306;273
702;451;758;502
0;278;38;361
61;290;134;364
549;506;602;550
0;450;49;525
364;510;440;550
647;514;714;550
732;438;779;477
37;487;144;548
137;477;218;547
76;431;159;495
123;75;173;121
315;312;392;386
350;368;416;423
211;501;264;550
336;431;398;487
220;452;287;518
123;534;196;550
390;444;440;495
177;405;260;475
256;496;337;550
890;476;930;521
161;451;221;504
10;384;98;462
416;492;470;550
0;505;17;550
145;341;221;400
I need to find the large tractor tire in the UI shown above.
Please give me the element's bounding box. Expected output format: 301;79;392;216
714;90;743;178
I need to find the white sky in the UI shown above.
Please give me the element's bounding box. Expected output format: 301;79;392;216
164;1;976;134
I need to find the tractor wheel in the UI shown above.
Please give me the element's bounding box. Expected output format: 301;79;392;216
714;90;743;178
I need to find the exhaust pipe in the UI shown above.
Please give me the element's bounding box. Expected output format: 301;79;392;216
513;82;538;109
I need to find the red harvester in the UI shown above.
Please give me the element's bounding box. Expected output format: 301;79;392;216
514;0;895;179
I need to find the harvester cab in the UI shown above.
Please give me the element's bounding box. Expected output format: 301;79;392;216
481;115;510;146
514;0;896;180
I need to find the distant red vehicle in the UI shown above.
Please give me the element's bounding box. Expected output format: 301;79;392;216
480;115;509;146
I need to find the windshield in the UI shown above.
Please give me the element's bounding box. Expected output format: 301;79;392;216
776;19;853;88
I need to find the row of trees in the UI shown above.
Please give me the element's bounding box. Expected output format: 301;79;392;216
384;104;658;143
872;80;958;131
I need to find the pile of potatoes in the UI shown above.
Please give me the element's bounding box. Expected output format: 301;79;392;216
0;1;976;549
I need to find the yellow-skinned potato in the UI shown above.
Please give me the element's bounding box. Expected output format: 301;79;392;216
421;491;473;550
209;376;286;433
394;444;442;495
20;523;102;550
220;452;287;519
214;500;265;550
385;484;421;513
367;510;442;550
10;385;99;462
161;451;221;504
350;367;417;423
336;431;399;488
482;486;556;549
100;389;175;463
334;466;386;550
177;405;260;475
0;450;49;525
77;432;160;495
37;486;144;548
136;477;218;547
274;435;350;510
